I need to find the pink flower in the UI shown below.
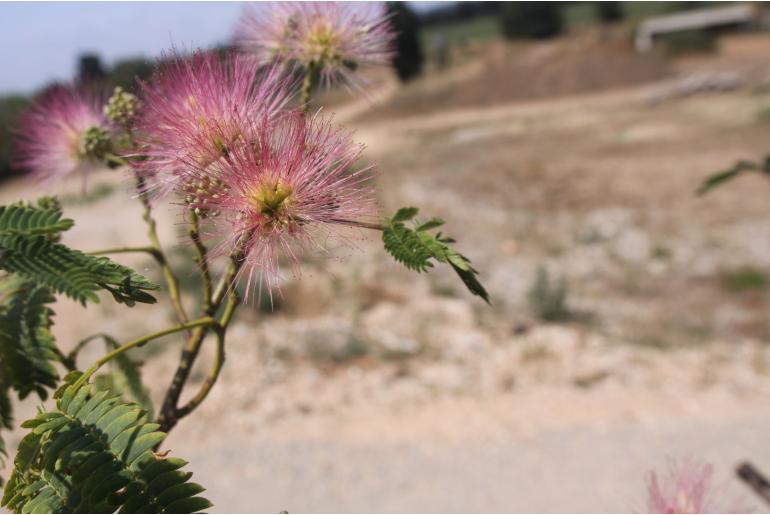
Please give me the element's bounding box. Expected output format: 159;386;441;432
234;2;394;92
131;50;294;199
14;85;109;187
182;110;377;296
647;459;719;513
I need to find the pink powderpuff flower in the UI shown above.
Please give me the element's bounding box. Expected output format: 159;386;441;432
234;2;394;93
646;458;722;513
131;49;294;199
182;110;377;298
14;85;110;188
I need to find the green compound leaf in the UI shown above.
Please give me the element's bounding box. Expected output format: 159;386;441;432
2;382;212;514
0;199;159;306
0;278;60;401
383;207;490;304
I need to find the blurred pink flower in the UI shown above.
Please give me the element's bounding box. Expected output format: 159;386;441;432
647;459;719;514
131;49;293;198
14;85;108;187
183;110;377;297
234;2;394;92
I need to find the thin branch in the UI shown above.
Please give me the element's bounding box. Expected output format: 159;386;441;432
737;462;770;508
157;239;249;434
189;210;213;314
134;175;189;327
86;246;159;258
64;332;119;368
74;317;218;389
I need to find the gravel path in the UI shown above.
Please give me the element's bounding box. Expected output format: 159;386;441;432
169;398;770;513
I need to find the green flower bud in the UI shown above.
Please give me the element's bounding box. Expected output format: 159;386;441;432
104;86;139;126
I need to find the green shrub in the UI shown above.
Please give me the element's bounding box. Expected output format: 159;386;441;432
499;2;564;40
0;96;31;181
387;2;424;82
528;266;570;322
658;29;717;56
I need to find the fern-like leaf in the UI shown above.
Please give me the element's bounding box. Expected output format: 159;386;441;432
2;382;211;513
0;199;159;306
0;233;158;305
94;335;154;417
0;278;60;400
382;207;490;303
0;383;11;487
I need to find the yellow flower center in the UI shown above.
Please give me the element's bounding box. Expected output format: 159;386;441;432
248;180;293;222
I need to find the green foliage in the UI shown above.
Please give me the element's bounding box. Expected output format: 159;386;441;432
0;384;11;486
0;95;31;181
658;29;716;56
499;2;564;40
1;381;211;514
721;266;768;293
93;335;154;417
596;1;624;23
0;278;59;400
0;202;74;236
387;2;424;82
528;266;570;322
383;207;489;303
698;157;770;196
0;200;159;305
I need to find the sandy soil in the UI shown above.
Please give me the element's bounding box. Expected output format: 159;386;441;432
6;32;770;512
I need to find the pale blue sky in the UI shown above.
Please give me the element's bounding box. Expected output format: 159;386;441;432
0;1;438;95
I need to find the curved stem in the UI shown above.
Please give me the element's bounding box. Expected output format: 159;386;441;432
74;317;218;390
134;175;189;326
189;210;213;314
157;239;249;434
300;63;320;114
63;332;119;369
329;218;385;231
87;246;159;258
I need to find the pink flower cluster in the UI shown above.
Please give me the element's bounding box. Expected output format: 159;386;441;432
13;2;395;295
132;48;378;293
234;2;394;92
131;51;293;199
14;85;109;186
646;459;720;514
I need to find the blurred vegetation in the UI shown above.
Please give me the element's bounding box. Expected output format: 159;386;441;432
388;2;424;82
500;2;565;40
0;95;31;179
656;28;718;56
721;266;769;293
528;266;571;322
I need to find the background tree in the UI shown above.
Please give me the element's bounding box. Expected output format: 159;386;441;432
387;2;424;82
77;53;106;83
499;2;564;40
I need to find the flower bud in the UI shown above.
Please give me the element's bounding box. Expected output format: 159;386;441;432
104;86;139;126
79;125;112;160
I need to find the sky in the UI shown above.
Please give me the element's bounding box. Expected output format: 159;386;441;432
0;1;438;96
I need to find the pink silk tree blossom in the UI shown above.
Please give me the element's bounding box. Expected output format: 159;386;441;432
181;110;378;297
131;49;294;199
234;2;394;93
14;85;109;188
647;459;721;514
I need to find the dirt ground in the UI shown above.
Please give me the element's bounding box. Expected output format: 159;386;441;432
6;31;770;512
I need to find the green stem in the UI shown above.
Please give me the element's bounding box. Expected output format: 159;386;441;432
64;333;118;368
300;63;320;114
134;175;189;327
87;246;159;258
74;317;218;389
189;210;213;314
157;239;249;434
104;153;128;168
